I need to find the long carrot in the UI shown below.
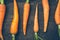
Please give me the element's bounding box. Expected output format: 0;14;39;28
42;0;49;32
34;4;39;40
55;0;60;37
10;0;19;40
23;0;30;35
0;0;5;40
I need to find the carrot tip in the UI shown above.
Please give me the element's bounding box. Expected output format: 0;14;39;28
58;25;60;37
24;32;26;36
12;34;15;40
0;35;3;40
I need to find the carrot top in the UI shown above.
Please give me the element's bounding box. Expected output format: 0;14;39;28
0;0;4;4
26;0;29;3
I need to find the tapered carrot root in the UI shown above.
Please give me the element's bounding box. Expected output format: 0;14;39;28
23;0;30;35
0;5;5;40
10;0;19;40
0;0;6;40
42;0;49;32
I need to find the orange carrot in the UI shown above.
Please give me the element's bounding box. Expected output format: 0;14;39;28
34;4;39;33
10;0;19;40
55;0;60;25
23;0;30;35
0;0;5;40
54;0;60;37
42;0;49;32
34;4;39;40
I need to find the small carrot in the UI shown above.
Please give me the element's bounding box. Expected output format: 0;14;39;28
23;0;30;35
42;0;49;32
55;0;60;37
10;0;19;40
34;4;39;40
0;0;6;40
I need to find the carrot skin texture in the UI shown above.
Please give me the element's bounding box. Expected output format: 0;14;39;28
23;3;30;35
42;0;49;32
10;0;19;34
0;4;6;40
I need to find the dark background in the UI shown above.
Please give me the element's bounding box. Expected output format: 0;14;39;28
2;0;59;40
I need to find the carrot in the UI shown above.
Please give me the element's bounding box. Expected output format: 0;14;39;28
54;0;60;37
10;0;19;40
0;0;5;40
55;0;60;25
23;0;30;35
34;4;39;40
34;4;39;33
42;0;49;32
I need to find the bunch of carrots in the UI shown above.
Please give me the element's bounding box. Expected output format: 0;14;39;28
10;0;49;40
0;0;6;40
0;0;60;40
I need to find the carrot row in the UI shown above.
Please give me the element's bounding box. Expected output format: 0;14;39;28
0;0;60;40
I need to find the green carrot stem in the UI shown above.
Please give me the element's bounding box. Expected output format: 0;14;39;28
26;0;29;3
34;32;38;40
0;0;1;4
12;34;15;40
0;0;4;4
58;25;60;37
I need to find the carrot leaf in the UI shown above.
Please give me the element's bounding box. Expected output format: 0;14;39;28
0;0;4;4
